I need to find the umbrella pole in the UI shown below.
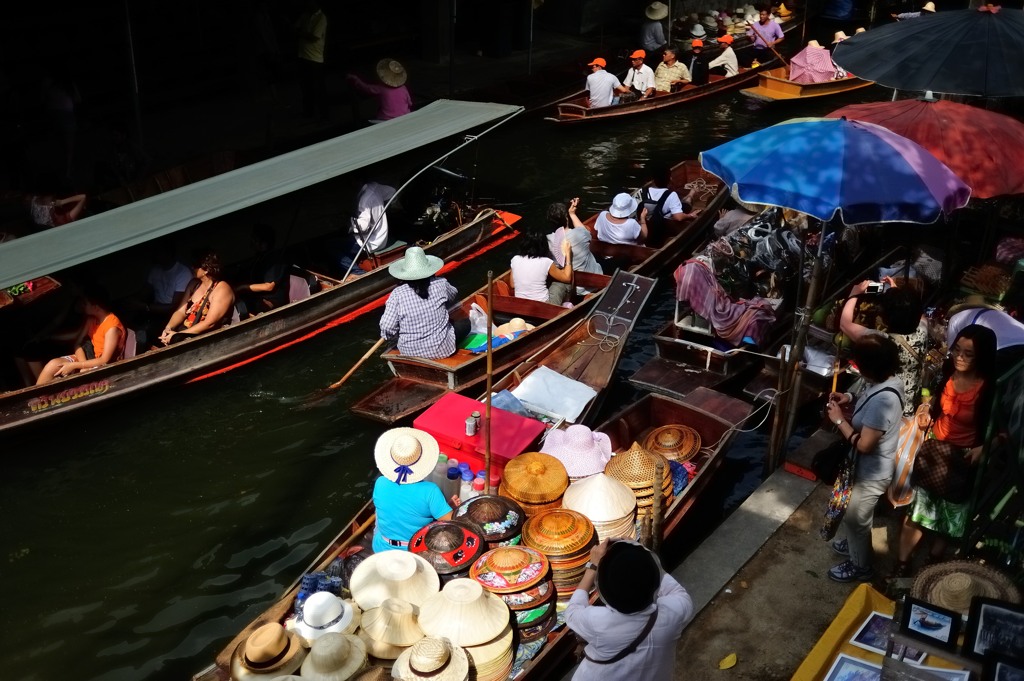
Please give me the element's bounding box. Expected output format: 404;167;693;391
485;270;494;493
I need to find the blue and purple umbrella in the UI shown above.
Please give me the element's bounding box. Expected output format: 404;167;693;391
700;117;971;225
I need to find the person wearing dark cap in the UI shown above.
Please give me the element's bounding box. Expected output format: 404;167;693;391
585;58;622;108
565;539;693;680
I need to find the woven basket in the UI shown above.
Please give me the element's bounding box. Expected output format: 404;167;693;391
499;452;569;505
644;425;701;463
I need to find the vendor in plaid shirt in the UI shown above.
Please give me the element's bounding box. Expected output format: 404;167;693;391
380;246;465;359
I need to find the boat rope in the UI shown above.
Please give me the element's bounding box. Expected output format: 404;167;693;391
696;385;791;455
576;279;641;352
682;177;720;202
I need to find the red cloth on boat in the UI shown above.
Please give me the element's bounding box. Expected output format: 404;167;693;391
789;45;837;84
673;259;777;347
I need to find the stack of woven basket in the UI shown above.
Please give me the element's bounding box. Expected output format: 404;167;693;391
562;473;638;542
470;545;556;643
453;495;526;549
522;508;598;602
605;442;674;520
498;452;569;517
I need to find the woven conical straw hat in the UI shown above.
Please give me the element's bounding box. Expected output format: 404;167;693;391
563;473;637;522
522;508;596;557
606;442;672;490
499;452;568;504
360;598;425;646
469;546;550;594
462;625;514;672
418;578;511;647
349;551;440;610
643;425;701;462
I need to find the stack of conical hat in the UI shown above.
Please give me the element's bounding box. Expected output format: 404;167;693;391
453;495;526;549
562;473;637;542
643;425;701;463
605;442;674;518
418;579;514;681
357;597;424;661
409;518;487;582
470;546;556;644
521;508;598;602
498;452;568;517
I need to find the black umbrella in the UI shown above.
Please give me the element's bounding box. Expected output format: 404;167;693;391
833;6;1024;97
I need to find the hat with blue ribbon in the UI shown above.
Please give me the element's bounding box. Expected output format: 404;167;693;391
375;427;440;485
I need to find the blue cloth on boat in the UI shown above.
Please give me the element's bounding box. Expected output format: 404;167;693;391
372;477;451;553
668;460;689;496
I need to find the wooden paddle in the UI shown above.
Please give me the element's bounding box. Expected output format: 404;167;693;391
746;21;788;67
300;337;386;405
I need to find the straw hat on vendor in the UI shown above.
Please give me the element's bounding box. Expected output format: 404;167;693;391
911;560;1021;616
231;622;307;680
375;58;408;88
299;632;367;681
371;427;455;554
541;424;613;480
388;247;444;282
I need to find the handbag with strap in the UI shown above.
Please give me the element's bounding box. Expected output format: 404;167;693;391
576;607;659;664
888;415;928;507
911;438;973;502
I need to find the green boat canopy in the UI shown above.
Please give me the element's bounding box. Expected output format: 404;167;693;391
0;100;522;289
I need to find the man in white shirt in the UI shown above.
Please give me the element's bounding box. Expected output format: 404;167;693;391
616;50;656;101
337;181;396;275
708;34;739;77
586;57;621;108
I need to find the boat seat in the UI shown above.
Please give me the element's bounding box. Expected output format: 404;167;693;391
288;275;311;303
374;239;407;257
122;328;137;359
383;347;477;368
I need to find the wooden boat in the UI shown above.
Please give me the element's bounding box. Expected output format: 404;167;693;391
485;270;656;426
544;63;775;125
740;67;874;103
0;208;520;434
190;386;751;681
350;159;728;423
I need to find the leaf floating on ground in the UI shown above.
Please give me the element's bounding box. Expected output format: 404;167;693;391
805;569;819;578
740;580;748;589
718;653;737;669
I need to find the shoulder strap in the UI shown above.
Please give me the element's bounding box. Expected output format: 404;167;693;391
891;332;922;365
853;386;903;418
584;607;658;665
654;188;671;213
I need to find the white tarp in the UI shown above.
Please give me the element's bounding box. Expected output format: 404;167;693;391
511;365;598;424
0;100;522;289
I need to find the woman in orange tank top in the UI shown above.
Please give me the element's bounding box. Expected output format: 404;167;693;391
892;325;997;577
36;292;125;385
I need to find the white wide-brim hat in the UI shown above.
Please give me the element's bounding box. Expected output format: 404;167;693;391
297;592;356;643
361;598;425;646
374;427;440;485
645;1;669;20
541;424;613;479
690;24;706;38
388;246;444;281
350;550;440;610
231;623;307;679
608;193;639;219
392;637;470;681
299;632;368;681
376;58;408;88
418;578;511;647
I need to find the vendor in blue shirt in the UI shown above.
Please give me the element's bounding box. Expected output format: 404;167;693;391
372;427;453;553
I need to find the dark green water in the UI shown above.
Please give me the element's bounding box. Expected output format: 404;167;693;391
1;85;886;680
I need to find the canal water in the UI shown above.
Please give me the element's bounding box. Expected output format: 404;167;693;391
2;86;884;680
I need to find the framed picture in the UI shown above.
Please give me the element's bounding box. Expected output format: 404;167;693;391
964;597;1024;661
889;642;927;665
850;610;894;655
914;665;970;681
982;653;1024;681
823;652;882;681
899;595;961;651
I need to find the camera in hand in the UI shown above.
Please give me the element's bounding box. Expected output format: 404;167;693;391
864;281;884;294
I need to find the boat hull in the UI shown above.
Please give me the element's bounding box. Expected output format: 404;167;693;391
740;67;875;103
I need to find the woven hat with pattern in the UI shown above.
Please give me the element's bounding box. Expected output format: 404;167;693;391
562;473;637;522
375;58;408;88
299;632;367;681
348;667;391;681
392;637;470;681
461;625;514;681
360;598;425;647
349;550;440;610
911;560;1021;615
521;508;596;557
418;578;512;647
540;425;612;480
605;442;672;490
470;546;550;594
643;425;701;462
499;452;568;505
409;519;486;575
453;495;525;546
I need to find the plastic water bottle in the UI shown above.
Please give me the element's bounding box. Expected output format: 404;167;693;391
431;454;449;489
447;457;459;470
489;470;501;491
460;470;475;500
458;462;471;477
470;478;485;498
475;470;486;480
446;467;461;503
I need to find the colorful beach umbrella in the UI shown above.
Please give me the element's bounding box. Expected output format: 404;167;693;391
827;97;1024;199
699;117;971;225
832;7;1024;97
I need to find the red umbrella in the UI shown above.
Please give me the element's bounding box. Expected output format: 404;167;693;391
827;98;1024;199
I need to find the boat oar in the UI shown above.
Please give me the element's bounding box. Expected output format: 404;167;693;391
746;21;788;67
484;271;494;493
301;337;386;405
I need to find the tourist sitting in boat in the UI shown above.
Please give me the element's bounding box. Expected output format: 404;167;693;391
615;50;656;102
641;2;669;55
585;57;621;108
158;250;235;346
892;325;997;578
232;224;291;318
546;198;603;305
36;287;125;385
653;45;691;93
641;164;700;247
839;278;926;415
824;334;904;582
687;40;711;86
566;538;693;678
26;192;87;228
380;246;465;359
707;34;738;77
746;7;784;65
595;193;648;246
372;427;452;553
337;180;398;276
511;221;574;304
